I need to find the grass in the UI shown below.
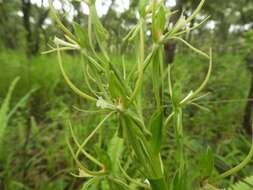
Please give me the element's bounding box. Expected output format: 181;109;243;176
0;47;251;190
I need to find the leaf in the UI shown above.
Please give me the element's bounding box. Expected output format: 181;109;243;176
54;36;79;49
148;109;164;154
107;134;124;174
95;145;112;172
229;176;253;190
170;171;181;190
171;14;186;34
109;177;134;190
73;22;89;48
56;45;97;102
72;168;94;178
152;5;166;41
172;82;182;106
0;77;19;145
90;5;107;42
123;24;141;42
108;71;127;99
81;177;101;190
170;170;188;190
124;110;151;137
138;0;148;16
148;178;167;190
120;114;149;166
117;116;124;138
151;47;164;106
198;147;214;179
7;88;36;120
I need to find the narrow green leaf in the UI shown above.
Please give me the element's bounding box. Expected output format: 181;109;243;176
95;145;112;172
0;77;19;145
108;71;127;100
90;5;107;42
149;178;167;190
199;147;214;178
152;5;166;41
139;0;148;16
107;134;124;174
73;22;89;48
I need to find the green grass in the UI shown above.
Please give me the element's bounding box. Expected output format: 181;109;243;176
0;46;252;189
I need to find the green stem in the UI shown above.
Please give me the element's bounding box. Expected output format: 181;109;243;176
174;108;185;172
56;45;97;102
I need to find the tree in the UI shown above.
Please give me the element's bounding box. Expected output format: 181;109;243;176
243;30;253;134
21;0;49;55
21;0;32;55
164;0;183;64
0;0;21;49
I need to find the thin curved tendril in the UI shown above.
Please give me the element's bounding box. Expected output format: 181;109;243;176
75;112;115;158
164;112;175;127
49;0;76;40
108;176;135;190
66;136;105;176
118;163;150;189
186;0;206;23
73;106;109;114
42;47;75;54
68;120;104;168
56;44;97;102
174;16;210;36
180;49;212;105
165;36;209;59
81;56;99;97
81;177;101;190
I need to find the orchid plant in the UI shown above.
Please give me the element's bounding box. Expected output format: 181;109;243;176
46;0;253;189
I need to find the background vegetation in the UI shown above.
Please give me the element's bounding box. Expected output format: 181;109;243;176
0;0;253;189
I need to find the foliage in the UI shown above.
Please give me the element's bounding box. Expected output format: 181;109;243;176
229;176;253;190
0;0;253;190
0;77;19;147
47;0;253;189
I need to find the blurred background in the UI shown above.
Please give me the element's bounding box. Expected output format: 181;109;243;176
0;0;253;189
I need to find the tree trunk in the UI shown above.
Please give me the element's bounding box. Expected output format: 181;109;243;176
243;55;253;135
243;75;253;135
72;1;82;24
21;0;33;56
33;8;49;54
0;1;17;49
164;0;183;64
